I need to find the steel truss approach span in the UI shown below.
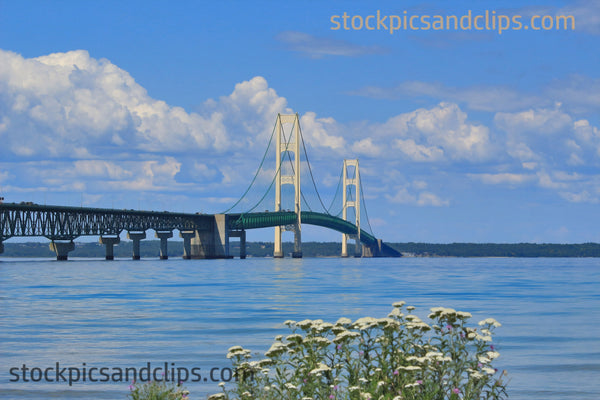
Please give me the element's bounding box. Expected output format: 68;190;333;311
0;203;209;240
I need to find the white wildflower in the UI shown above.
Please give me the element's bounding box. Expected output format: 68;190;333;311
218;382;225;387
286;334;303;343
297;319;314;329
469;369;484;379
483;366;496;375
226;346;251;359
336;317;352;325
265;342;287;357
353;316;378;330
285;383;297;390
406;321;431;331
441;307;457;316
393;301;406;308
310;362;331;375
478;318;501;328
405;381;422;388
307;336;331;346
478;355;491;364
258;358;272;367
406;306;416;311
487;351;500;360
317;322;334;331
476;334;493;342
398;365;421;371
283;320;296;327
333;330;360;343
388;308;404;318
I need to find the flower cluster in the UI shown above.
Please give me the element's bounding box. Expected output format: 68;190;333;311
209;302;508;400
127;378;189;400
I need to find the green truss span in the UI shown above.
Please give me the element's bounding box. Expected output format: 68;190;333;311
228;211;378;246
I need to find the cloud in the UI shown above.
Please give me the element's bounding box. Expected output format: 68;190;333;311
352;138;383;157
393;139;444;162
385;185;449;207
560;1;600;35
351;81;544;112
381;102;492;161
494;105;572;135
351;74;600;115
546;75;600;113
276;31;386;58
524;1;600;35
300;112;346;151
560;190;599;203
469;173;534;185
0;49;234;158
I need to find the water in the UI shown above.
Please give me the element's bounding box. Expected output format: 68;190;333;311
0;257;599;399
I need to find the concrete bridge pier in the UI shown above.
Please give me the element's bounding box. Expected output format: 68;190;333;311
179;230;196;259
362;239;383;257
0;240;3;255
127;231;146;260
99;236;120;260
155;231;173;260
49;240;75;261
229;230;246;259
190;214;231;259
342;234;362;258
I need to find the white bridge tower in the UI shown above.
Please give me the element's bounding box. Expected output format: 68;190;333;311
274;113;302;258
342;159;361;257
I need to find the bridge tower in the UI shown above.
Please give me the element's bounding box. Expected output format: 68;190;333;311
274;113;302;258
342;159;361;257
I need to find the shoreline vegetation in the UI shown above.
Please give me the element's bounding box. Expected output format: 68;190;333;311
210;301;507;400
2;241;600;258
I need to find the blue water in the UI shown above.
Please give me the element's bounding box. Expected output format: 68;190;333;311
0;257;599;399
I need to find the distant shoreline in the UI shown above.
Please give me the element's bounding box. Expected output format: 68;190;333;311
2;241;600;258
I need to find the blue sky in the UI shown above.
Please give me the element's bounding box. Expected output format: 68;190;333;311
1;0;599;243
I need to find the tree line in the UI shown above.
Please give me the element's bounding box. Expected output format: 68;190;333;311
2;241;600;258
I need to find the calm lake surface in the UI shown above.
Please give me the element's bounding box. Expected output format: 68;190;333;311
0;256;599;399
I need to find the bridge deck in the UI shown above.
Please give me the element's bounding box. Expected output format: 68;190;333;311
0;203;401;257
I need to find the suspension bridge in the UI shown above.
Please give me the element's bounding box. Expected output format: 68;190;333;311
0;114;401;260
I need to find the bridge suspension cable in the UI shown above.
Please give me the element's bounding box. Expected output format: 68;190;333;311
222;112;376;238
221;120;277;214
223;117;295;215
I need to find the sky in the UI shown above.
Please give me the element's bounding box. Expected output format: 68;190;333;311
1;0;599;244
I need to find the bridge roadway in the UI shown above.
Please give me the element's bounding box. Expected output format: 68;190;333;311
0;203;400;259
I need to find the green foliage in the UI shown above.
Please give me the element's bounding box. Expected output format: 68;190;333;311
391;242;600;257
4;240;600;258
128;379;189;400
210;302;508;400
